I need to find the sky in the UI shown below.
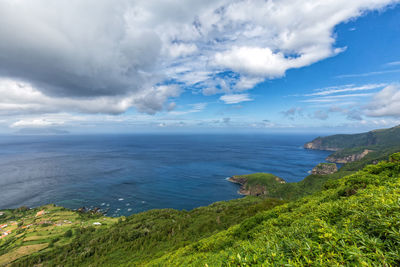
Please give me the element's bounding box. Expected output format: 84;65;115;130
0;0;399;134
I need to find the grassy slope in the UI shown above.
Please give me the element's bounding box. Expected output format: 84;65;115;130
0;205;118;266
10;197;284;266
241;173;284;187
150;156;400;266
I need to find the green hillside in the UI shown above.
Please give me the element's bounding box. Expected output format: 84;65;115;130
2;197;284;266
305;124;400;151
151;154;400;266
4;153;400;266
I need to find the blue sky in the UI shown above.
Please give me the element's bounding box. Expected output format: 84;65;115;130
0;0;399;134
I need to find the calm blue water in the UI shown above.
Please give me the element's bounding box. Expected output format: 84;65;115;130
0;134;331;216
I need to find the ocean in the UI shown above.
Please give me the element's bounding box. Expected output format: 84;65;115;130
0;134;331;216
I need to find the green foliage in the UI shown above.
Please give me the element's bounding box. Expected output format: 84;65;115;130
63;229;73;238
231;169;354;201
237;173;284;187
150;156;400;266
311;125;400;150
11;197;284;266
15;206;29;213
390;152;400;162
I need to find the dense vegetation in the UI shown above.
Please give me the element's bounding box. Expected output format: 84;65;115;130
232;169;354;201
4;197;284;266
150;154;400;266
307;124;400;151
0;205;117;266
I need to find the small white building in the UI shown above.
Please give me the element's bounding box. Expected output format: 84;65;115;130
93;222;102;226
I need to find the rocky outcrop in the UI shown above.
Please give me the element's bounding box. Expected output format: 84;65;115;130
228;175;285;196
327;149;372;163
311;163;337;175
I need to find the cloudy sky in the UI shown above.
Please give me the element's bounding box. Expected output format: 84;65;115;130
0;0;399;134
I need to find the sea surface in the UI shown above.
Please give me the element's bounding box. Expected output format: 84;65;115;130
0;134;331;216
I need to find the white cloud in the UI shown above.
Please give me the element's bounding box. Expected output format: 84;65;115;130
306;83;386;96
220;94;253;104
365;84;400;117
235;76;264;91
168;102;208;115
0;0;397;117
386;61;400;66
303;93;373;103
0;78;180;115
336;69;400;78
11;118;63;128
168;43;198;58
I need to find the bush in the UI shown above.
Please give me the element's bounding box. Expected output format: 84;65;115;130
389;152;400;162
64;229;73;238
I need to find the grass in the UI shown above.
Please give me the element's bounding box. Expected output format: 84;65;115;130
149;155;400;266
9;197;285;266
0;204;118;265
0;244;48;266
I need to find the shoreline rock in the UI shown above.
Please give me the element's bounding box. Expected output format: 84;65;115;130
326;149;372;163
311;163;337;175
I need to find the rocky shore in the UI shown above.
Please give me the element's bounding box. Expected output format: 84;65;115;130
326;149;372;163
311;163;337;175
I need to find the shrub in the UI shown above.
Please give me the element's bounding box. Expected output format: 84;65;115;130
64;229;73;238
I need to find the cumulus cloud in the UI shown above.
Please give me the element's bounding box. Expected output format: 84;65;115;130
0;78;178;115
220;94;253;104
365;84;400;117
0;0;398;117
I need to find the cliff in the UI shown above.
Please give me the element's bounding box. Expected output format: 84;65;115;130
304;137;340;151
327;149;372;163
305;125;400;163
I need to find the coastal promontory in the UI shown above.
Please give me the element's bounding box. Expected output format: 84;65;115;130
228;173;286;196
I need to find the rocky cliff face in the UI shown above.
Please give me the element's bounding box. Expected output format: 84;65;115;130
304;138;340;151
311;163;338;175
327;149;372;163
